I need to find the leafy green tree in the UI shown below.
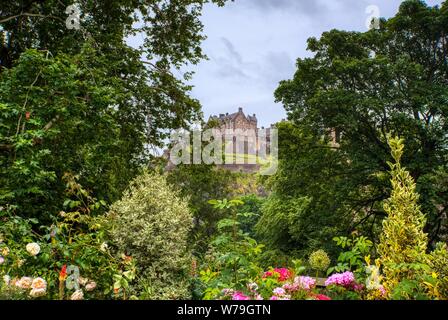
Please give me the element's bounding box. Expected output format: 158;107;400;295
108;171;193;299
0;0;230;219
166;164;235;253
258;121;355;258
275;0;448;244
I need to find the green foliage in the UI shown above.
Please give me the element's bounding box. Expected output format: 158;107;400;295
378;137;429;296
0;177;121;300
328;235;374;276
259;122;354;258
274;0;448;244
235;194;264;238
1;0;231;222
166;164;235;253
108;171;193;299
428;243;448;298
198;199;264;299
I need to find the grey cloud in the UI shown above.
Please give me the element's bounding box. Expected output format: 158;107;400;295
242;0;326;15
211;37;252;79
221;37;243;64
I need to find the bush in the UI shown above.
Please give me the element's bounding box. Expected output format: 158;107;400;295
378;137;429;297
108;171;193;299
0;174;120;300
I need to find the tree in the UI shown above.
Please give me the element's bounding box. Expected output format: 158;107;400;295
274;0;448;245
378;137;428;296
108;172;193;299
166;164;235;254
0;0;230;220
257;121;357;259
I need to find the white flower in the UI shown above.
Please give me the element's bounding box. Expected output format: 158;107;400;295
85;281;97;292
30;288;46;298
71;289;84;300
31;277;47;290
3;275;10;285
100;242;108;252
16;277;33;289
248;282;258;291
26;243;41;256
0;256;4;264
78;276;88;286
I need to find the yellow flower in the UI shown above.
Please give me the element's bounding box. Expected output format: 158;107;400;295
1;247;9;257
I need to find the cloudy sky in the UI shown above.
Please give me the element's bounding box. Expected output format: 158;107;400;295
186;0;443;127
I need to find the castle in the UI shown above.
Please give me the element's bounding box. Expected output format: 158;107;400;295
208;107;272;173
164;107;273;173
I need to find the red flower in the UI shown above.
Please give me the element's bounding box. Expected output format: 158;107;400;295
59;264;67;281
263;268;292;282
314;294;331;301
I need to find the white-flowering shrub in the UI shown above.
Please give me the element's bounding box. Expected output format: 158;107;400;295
108;172;193;299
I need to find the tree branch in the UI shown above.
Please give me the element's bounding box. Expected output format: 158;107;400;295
0;13;64;24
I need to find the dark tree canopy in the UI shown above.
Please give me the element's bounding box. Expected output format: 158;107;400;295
274;0;448;247
0;0;230;219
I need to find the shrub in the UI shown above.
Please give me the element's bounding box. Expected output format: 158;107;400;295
377;137;429;297
0;175;120;300
108;171;193;299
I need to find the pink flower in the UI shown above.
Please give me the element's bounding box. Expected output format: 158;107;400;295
378;285;386;297
263;268;292;282
353;283;364;291
232;291;250;300
273;287;286;296
270;296;279;300
325;271;355;288
282;282;299;291
314;294;332;300
295;276;316;290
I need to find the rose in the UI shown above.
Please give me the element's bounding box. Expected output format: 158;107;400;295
16;277;33;289
30;278;47;298
31;277;47;290
71;289;84;300
26;243;41;256
30;288;46;298
85;281;97;292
